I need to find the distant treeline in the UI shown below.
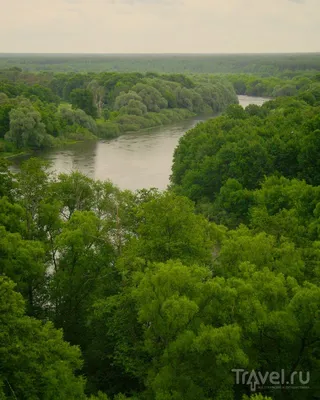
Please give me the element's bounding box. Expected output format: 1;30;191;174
0;53;320;74
224;73;320;97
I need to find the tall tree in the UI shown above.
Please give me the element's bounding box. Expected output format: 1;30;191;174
5;103;48;149
70;88;97;118
0;277;86;399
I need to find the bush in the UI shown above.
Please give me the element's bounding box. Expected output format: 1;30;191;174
97;121;121;139
121;123;141;132
62;125;97;140
0;139;15;153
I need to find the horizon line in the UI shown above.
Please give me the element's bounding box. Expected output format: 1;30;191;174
0;52;320;56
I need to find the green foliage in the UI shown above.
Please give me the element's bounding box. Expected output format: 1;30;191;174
1;68;320;400
88;80;105;117
0;277;86;399
114;91;144;110
97;120;121;139
226;73;320;99
59;104;97;133
5;102;48;149
1;54;320;74
131;83;168;112
119;100;148;117
0;71;239;152
0;159;13;198
0;226;45;314
121;191;213;267
0;157;319;399
0;101;14;138
23;83;60;104
70;88;98;117
171;95;320;205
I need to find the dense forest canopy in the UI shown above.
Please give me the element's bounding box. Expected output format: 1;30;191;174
0;62;320;399
171;95;320;206
0;53;320;74
1;153;319;400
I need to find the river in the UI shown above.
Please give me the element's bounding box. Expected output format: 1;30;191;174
10;96;268;191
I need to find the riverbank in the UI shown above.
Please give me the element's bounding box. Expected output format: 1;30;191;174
1;109;206;160
0;136;97;160
9;95;269;190
1;71;240;158
97;108;197;139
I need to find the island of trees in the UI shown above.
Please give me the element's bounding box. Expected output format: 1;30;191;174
0;60;319;400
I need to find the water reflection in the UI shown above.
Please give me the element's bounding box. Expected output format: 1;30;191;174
46;141;98;178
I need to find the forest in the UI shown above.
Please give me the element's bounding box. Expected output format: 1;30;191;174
0;69;238;155
0;53;320;74
1;67;320;157
0;66;319;400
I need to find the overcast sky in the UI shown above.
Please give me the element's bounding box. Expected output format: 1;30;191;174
1;0;319;53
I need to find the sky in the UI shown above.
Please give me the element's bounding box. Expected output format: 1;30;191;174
1;0;319;53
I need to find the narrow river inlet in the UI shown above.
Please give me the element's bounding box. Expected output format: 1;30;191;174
10;96;267;190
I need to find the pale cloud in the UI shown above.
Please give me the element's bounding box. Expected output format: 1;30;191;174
64;0;82;3
0;0;318;52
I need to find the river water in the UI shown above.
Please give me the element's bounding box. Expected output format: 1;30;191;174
10;96;267;191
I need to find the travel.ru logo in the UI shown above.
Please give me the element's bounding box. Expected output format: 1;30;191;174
232;369;310;392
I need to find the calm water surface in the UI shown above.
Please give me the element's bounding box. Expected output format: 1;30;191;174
11;96;268;190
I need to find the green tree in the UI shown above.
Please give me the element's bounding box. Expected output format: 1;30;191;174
0;101;13;138
119;99;147;116
121;191;213;267
107;260;247;400
15;158;52;240
70;88;97;118
88;80;105;117
48;210;115;344
5;103;48;149
0;226;45;314
114;91;143;111
0;277;86;399
0;159;14;199
298;129;320;185
132;83;168;112
59;105;97;134
211;178;254;227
